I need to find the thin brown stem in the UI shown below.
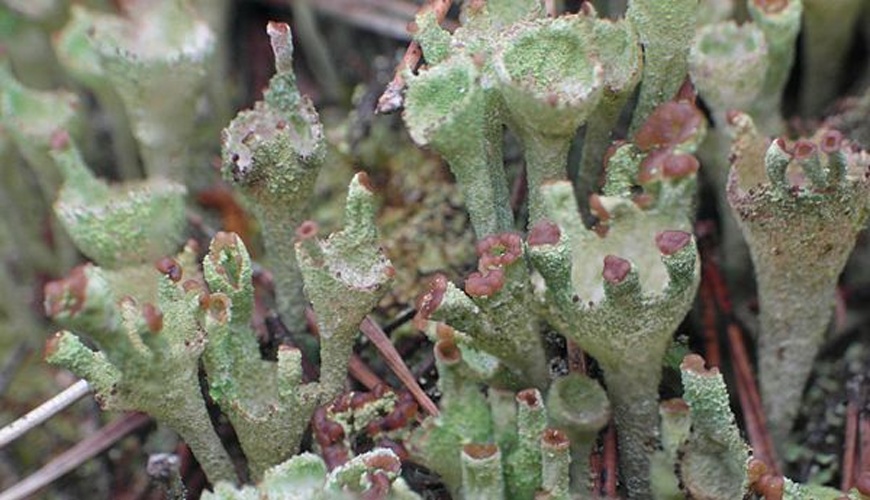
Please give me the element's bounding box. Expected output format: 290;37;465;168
859;410;870;479
699;271;721;367
0;413;151;500
602;423;618;498
348;355;386;391
566;339;587;374
361;317;439;416
842;398;860;491
727;323;779;475
510;165;528;215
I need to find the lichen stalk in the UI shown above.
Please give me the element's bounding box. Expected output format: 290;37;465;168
461;444;506;500
539;429;571;500
576;14;642;210
679;355;750;498
627;0;698;132
221;22;325;329
689;21;768;292
727;115;870;451
403;55;514;238
530;175;699;497
799;0;862;117
44;261;238;484
53;5;143;180
85;0;216;184
201;232;313;479
415;232;550;390
545;373;609;496
504;389;546;499
747;0;802;134
492;14;604;226
407;338;493;494
296;173;394;401
602;360;664;497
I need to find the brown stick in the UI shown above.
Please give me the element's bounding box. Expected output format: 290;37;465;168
859;410;870;481
0;413;151;500
375;0;452;114
602;423;618;497
698;270;721;367
842;398;860;491
566;339;587;374
348;355;387;391
727;323;779;475
361;316;440;416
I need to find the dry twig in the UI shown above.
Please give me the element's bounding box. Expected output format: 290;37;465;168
361;316;439;416
0;380;91;450
0;412;151;500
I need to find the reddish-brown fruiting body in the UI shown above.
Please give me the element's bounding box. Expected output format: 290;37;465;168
50;129;70;150
44;332;63;359
476;233;523;268
747;458;769;485
312;406;345;445
638;149;701;183
517;388;542;408
434;338;461;363
634;101;704;151
726;110;742;125
528;220;561;246
463;443;498;460
361;472;392;500
662;153;700;179
296;220;319;240
322;445;350;470
602;255;631;284
414;274;448;328
541;428;570;450
792;140;817;161
357;171;375;192
675;79;697;103
435;323;455;340
589;194;611;222
638;149;669;183
680;353;721;376
819;130;843;154
375;438;410;461
754;0;789;14
364;452;402;474
773;137;791;156
465;268;506;297
198;291;211;310
633;193;655;209
660;398;690;414
655;230;692;256
155;257;182;282
206;294;230;323
142;303;164;333
756;474;784;500
44;265;89;317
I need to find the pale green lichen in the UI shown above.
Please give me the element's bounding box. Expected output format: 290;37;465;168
204;448;421;500
727;113;870;454
529;132;700;497
221;22;325;330
45;246;237;484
